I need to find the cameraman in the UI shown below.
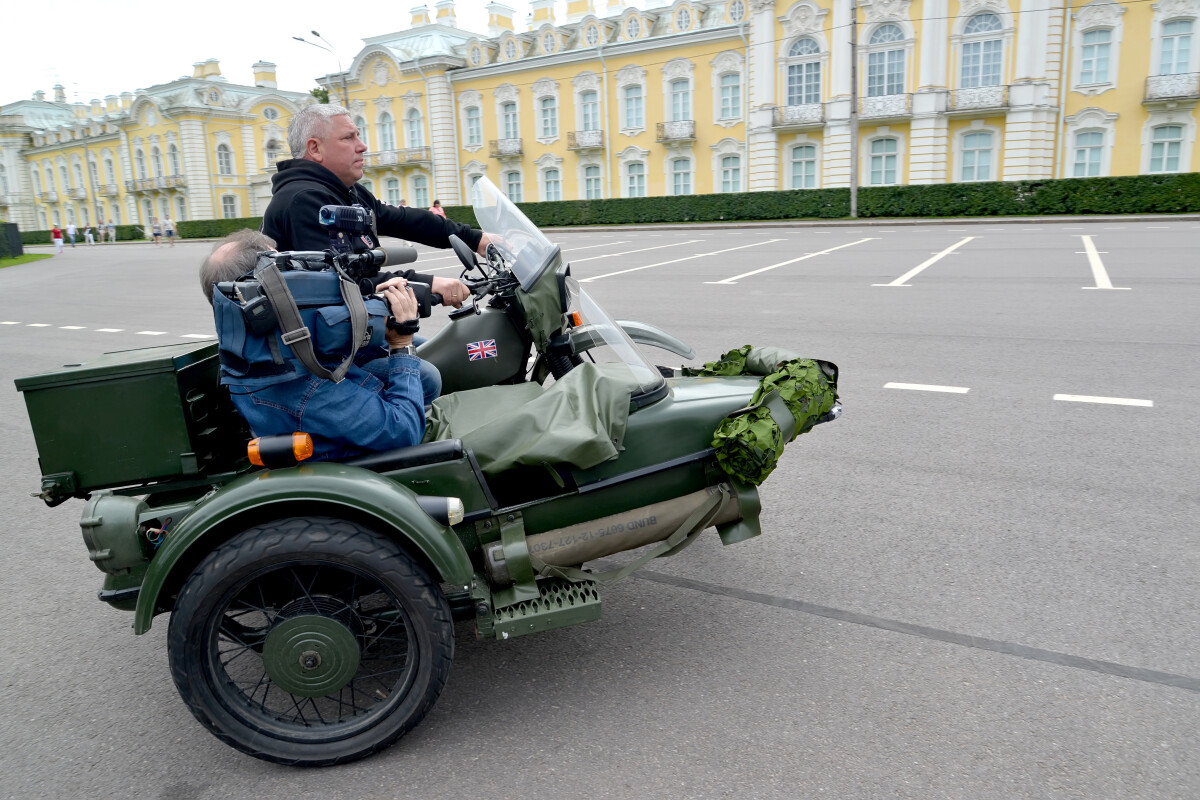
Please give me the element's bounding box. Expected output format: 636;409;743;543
200;230;427;460
263;104;484;311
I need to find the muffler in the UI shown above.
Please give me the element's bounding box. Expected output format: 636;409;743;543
484;485;740;586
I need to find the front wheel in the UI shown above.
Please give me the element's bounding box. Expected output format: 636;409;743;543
167;517;454;766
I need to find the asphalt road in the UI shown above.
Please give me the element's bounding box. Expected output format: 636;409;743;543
1;218;1197;799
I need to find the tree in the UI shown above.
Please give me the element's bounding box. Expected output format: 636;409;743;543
310;87;330;104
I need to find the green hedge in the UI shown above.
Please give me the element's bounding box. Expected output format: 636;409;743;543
20;224;151;244
177;216;263;239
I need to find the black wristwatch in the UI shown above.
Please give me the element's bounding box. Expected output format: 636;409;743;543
389;344;417;357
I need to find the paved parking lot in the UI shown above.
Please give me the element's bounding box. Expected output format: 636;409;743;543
1;217;1198;799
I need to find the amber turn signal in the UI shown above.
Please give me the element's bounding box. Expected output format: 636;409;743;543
568;311;582;327
248;433;314;468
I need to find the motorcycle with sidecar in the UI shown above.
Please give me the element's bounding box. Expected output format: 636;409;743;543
15;178;840;766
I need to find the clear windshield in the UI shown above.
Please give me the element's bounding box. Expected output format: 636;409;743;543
471;177;666;401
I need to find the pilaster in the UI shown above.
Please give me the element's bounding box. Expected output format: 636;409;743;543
425;71;461;205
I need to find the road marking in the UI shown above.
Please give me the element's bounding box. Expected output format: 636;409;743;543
1;321;21;325
1054;394;1153;407
1147;226;1170;229
1077;235;1129;290
95;328;123;332
59;325;86;330
874;237;975;287
705;238;876;284
26;323;51;327
885;382;970;394
580;239;783;282
137;330;167;336
571;240;702;263
181;333;216;339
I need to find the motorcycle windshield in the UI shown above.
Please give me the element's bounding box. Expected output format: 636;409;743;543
471;177;666;402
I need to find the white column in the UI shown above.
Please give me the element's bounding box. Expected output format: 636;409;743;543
179;119;215;220
1004;0;1064;180
425;72;461;205
746;0;778;190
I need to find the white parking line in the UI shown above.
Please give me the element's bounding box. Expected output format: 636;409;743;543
1;321;21;325
572;240;702;263
1077;235;1129;290
95;328;123;332
885;383;970;394
137;331;168;336
59;325;86;330
874;237;975;287
26;323;51;327
580;239;783;282
706;238;876;284
1054;394;1153;407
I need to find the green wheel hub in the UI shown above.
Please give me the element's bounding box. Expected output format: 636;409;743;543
262;614;361;698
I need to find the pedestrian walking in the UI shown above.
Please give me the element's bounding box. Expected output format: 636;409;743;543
151;218;162;246
51;224;64;254
66;221;77;247
83;224;95;245
106;220;116;243
163;216;176;247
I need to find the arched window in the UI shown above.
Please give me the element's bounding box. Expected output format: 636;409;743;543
1072;131;1104;176
671;157;692;195
152;147;163;178
791;144;817;189
378;113;396;151
216;144;233;176
961;131;995;181
540;97;558;138
60;164;71;189
505;170;523;202
720;155;741;192
502;102;519;139
168;144;181;175
961;13;1003;88
465;106;482;146
869;137;899;184
45;167;56;192
580;91;600;132
627;162;646;197
543;168;561;201
354;116;369;150
787;39;822;106
1080;29;1112;84
584;164;602;199
73;162;84;187
405;109;424;148
384;177;401;205
1160;20;1193;75
1149;125;1183;172
221;195;237;219
719;74;741;119
670;79;691;121
412;175;430;208
32;169;42;194
867;24;906;97
104;157;115;185
136;150;147;180
89;160;100;188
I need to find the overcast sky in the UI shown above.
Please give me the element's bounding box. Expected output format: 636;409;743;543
0;0;571;106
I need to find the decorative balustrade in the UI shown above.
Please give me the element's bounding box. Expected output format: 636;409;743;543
859;94;912;119
949;85;1009;111
364;151;399;168
655;120;696;142
771;104;825;128
100;184;119;196
567;130;605;150
40;191;59;203
1145;73;1200;101
68;187;87;200
401;147;431;163
488;138;523;157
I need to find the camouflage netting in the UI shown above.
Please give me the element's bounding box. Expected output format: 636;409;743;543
687;346;839;485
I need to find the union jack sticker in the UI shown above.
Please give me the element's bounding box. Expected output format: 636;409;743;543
466;339;498;361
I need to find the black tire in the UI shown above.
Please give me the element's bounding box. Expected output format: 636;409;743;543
167;517;453;766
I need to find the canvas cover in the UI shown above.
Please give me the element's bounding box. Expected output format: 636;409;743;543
422;362;641;475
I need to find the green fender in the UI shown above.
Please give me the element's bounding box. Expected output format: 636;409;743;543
132;462;474;634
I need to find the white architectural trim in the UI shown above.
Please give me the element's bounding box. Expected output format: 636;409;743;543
532;78;561;145
710;51;745;126
861;127;907;185
1139;106;1197;173
1063;106;1119;176
1070;1;1126;97
952;119;1003;181
617;145;650;197
783;134;822;189
616;64;648;136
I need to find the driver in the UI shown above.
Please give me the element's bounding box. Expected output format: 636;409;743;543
200;230;429;461
263;104;491;397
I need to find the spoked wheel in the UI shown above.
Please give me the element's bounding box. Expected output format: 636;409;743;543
167;517;453;766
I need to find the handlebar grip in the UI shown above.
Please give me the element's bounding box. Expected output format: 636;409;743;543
380;246;419;267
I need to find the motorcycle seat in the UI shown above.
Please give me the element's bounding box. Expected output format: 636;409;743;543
340;439;464;473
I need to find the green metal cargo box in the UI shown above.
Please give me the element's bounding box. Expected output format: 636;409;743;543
14;341;244;502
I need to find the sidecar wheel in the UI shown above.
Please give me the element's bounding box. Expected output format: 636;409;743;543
167;517;454;766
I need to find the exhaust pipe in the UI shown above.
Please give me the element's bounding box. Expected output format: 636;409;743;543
484;485;740;586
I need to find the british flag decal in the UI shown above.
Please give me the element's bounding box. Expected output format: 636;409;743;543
466;339;498;361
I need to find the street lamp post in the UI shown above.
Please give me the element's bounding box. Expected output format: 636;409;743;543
293;32;350;107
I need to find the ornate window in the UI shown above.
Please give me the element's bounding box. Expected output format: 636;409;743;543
378;113;396;151
671;79;692;121
729;0;745;23
791;144;818;189
216;144;233;176
671;157;692;195
1073;131;1104;176
627;162;646;197
73;161;85;187
355;116;369;150
584;164;602;199
385;177;401;205
787;39;822;106
542;32;556;54
720;155;741;193
136;149;147;180
960;13;1003;88
151;147;163;177
168;144;181;175
867;24;906;97
581;91;600;132
960;130;995;181
504;39;518;60
45;165;55;192
1160;20;1194;74
623;85;644;130
540;97;559;138
221;195;237;218
502;102;520;139
1149;125;1184;171
585;25;599;46
1072;1;1125;95
676;8;693;32
412;175;430;208
104;157;115;184
263;107;280;121
405;109;424;148
719;74;741;120
466;106;482;146
1080;29;1112;84
543;168;561;201
869;137;899;185
626;16;641;40
31;168;41;195
1064;107;1117;176
505;170;523;202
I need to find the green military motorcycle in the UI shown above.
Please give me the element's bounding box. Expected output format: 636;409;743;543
15;178;840;766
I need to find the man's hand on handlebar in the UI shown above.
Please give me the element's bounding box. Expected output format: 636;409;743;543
431;276;470;308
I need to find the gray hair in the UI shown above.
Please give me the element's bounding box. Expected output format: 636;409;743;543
287;103;351;158
199;229;277;304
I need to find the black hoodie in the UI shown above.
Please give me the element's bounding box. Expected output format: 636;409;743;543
262;158;484;285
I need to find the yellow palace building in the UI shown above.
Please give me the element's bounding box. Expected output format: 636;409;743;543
2;0;1197;228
